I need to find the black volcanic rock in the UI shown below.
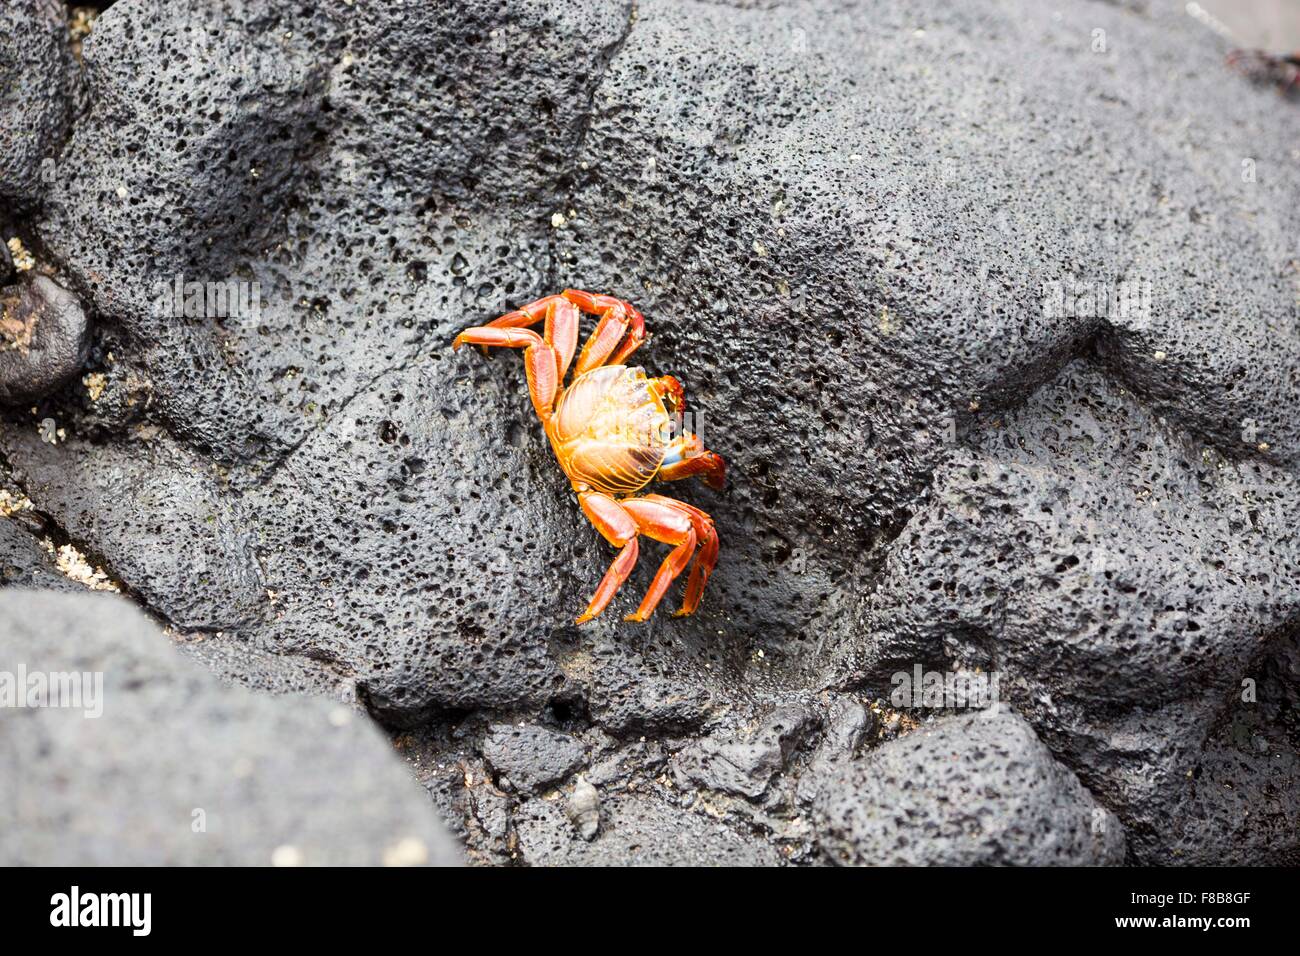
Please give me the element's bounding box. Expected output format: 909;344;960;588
482;722;587;793
0;0;81;211
1;0;1297;866
812;711;1126;866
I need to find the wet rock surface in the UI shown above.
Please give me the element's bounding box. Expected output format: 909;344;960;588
0;590;459;866
1;0;1297;865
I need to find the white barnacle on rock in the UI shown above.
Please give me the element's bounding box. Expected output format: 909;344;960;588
0;488;32;517
566;776;600;841
47;541;120;593
57;546;120;590
83;372;107;401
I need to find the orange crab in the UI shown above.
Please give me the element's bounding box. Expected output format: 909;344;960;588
453;290;725;624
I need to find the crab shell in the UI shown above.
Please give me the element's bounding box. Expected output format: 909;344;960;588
548;364;676;496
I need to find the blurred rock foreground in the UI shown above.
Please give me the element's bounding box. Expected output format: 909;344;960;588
0;590;460;865
1;0;1297;865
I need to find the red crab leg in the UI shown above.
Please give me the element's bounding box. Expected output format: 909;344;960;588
608;302;647;366
641;495;720;617
562;288;626;316
576;491;641;624
619;497;698;622
563;290;649;374
548;299;580;381
487;295;580;382
451;327;559;421
571;305;628;376
486;294;565;329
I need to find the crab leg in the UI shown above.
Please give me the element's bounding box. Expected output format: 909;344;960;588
486;294;564;329
563;289;648;373
548;300;581;381
452;327;559;421
576;491;641;624
572;305;628;376
486;295;580;382
607;302;647;366
641;495;719;617
619;497;698;622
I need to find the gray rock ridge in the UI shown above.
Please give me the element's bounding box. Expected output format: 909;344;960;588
0;0;84;212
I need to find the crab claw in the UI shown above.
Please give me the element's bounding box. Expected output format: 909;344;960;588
451;331;490;357
657;446;726;491
701;453;726;491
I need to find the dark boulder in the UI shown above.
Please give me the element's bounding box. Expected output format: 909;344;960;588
0;275;91;404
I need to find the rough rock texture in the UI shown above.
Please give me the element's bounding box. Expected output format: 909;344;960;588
829;362;1300;861
0;0;81;210
0;428;265;630
514;792;784;867
1;0;1297;865
1149;640;1300;865
794;697;875;804
572;636;719;736
0;516;70;590
673;703;820;799
482;722;588;793
0;590;460;866
813;712;1126;866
